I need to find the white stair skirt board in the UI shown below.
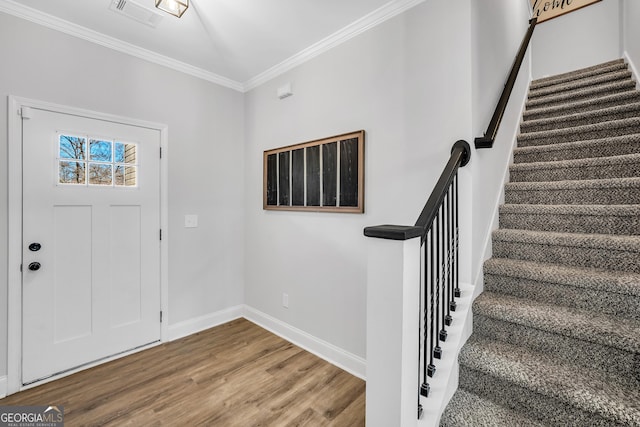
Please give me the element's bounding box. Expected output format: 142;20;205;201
0;376;7;399
419;282;474;427
243;306;366;380
624;51;640;90
167;305;244;341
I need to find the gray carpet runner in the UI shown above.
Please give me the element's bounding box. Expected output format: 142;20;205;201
440;58;640;426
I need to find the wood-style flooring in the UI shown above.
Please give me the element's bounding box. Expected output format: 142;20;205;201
0;318;365;426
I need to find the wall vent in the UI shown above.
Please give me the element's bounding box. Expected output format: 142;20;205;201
109;0;163;28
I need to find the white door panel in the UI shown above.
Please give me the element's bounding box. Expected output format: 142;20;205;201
22;108;161;384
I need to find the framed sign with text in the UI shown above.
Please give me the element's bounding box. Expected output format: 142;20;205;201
531;0;602;23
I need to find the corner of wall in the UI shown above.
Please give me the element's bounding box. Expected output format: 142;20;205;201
167;306;244;341
243;305;366;380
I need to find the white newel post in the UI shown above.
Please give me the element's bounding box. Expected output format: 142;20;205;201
365;225;422;427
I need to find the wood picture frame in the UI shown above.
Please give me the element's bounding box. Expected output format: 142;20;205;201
263;130;365;213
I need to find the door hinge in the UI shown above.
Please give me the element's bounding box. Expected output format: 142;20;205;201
159;229;162;240
20;264;23;272
160;147;162;159
160;311;163;323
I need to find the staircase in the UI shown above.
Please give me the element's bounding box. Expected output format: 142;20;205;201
440;59;640;426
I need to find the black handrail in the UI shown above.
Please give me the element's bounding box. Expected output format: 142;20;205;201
414;140;470;241
475;17;537;149
363;140;471;242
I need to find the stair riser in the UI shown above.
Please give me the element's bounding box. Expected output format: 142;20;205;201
530;61;627;90
498;211;640;235
513;138;640;163
473;315;640;386
458;368;616;427
528;72;632;99
505;186;640;205
492;239;640;273
520;106;640;133
510;161;640;182
524;93;640;121
518;124;640;147
526;83;635;110
484;273;640;321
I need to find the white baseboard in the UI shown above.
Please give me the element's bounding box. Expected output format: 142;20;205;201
623;51;640;90
0;376;7;398
167;305;244;341
243;305;366;380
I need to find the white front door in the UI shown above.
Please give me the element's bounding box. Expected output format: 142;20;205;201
21;107;161;385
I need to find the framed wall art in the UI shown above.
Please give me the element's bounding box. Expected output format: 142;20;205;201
263;130;364;213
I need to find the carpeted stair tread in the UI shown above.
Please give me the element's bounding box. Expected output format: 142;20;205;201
525;79;636;110
509;153;640;182
484;258;640;320
513;133;640;163
523;91;640;121
517;117;640;147
530;59;626;90
504;177;640;205
458;336;640;426
499;203;640;235
520;102;640;133
439;389;547;427
492;228;640;273
485;256;640;297
528;69;632;100
473;291;640;354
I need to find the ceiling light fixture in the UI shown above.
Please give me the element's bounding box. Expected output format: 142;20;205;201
155;0;188;18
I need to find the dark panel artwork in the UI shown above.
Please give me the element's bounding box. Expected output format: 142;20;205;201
278;151;290;206
291;148;305;206
340;138;359;207
266;154;278;206
263;130;363;213
322;142;337;207
306;146;320;206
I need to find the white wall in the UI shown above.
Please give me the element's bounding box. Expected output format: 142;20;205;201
531;0;620;79
623;0;640;79
244;1;473;361
470;0;532;287
0;12;245;378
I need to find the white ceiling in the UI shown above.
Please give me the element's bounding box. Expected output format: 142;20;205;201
1;0;424;91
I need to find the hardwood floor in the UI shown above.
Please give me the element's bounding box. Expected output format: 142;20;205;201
0;318;365;426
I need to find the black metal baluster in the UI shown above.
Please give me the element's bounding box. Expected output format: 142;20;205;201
454;175;461;298
427;224;437;375
439;203;448;343
418;239;427;413
421;227;433;397
433;215;442;359
448;183;456;315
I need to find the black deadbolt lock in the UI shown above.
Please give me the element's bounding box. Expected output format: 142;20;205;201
28;262;41;271
28;243;42;252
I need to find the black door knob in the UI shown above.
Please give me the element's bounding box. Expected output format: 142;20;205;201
29;243;42;252
28;262;41;271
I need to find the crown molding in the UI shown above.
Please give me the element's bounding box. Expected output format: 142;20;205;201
0;0;425;93
0;0;244;92
243;0;426;91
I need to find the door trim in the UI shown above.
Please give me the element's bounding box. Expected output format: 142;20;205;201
7;96;169;395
